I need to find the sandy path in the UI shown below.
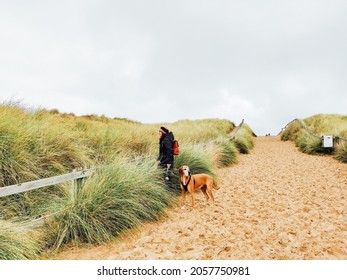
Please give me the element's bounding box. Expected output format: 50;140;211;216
53;136;346;260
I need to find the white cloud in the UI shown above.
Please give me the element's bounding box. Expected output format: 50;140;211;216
215;89;264;121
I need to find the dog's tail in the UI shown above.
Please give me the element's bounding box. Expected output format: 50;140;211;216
212;184;220;190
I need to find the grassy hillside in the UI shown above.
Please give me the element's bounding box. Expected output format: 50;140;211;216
280;114;347;163
0;102;255;259
0;104;237;187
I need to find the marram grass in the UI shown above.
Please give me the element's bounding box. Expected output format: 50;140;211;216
0;104;236;188
233;125;255;154
0;103;239;219
280;121;301;141
0;102;256;256
304;114;347;137
281;114;347;163
296;133;326;154
336;142;347;163
44;157;175;250
208;139;238;167
168;144;217;193
0;219;40;260
44;135;248;250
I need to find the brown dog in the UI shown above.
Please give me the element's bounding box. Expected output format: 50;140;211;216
178;165;220;207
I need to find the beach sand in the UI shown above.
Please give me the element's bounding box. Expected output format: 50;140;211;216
52;136;347;260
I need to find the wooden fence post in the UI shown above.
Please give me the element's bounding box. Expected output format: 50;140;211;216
71;169;76;202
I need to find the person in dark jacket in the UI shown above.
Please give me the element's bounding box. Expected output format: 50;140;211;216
157;126;174;180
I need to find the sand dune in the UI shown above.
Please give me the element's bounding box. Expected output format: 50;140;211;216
53;136;346;260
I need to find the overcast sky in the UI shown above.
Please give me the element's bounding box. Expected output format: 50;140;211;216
1;0;346;135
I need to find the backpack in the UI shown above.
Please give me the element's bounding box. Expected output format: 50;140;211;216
172;139;180;155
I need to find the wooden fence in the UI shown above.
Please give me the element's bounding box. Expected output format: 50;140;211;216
280;118;347;145
0;169;93;198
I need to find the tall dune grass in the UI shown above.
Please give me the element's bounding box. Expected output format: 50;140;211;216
0;105;91;187
335;142;347;163
170;118;235;144
0;102;256;257
281;114;347;162
296;133;326;154
211;139;239;167
0;103;240;222
0;186;67;220
0;219;40;260
43;157;175;250
304;114;347;137
234;124;255;154
168;144;218;193
1;104;238;188
44;139;242;251
280;121;301;141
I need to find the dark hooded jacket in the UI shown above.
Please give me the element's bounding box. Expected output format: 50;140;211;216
158;131;174;168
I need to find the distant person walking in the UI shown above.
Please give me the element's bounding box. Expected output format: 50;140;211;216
157;126;174;180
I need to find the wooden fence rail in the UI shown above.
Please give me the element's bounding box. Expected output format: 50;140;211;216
280;118;347;143
0;169;93;198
